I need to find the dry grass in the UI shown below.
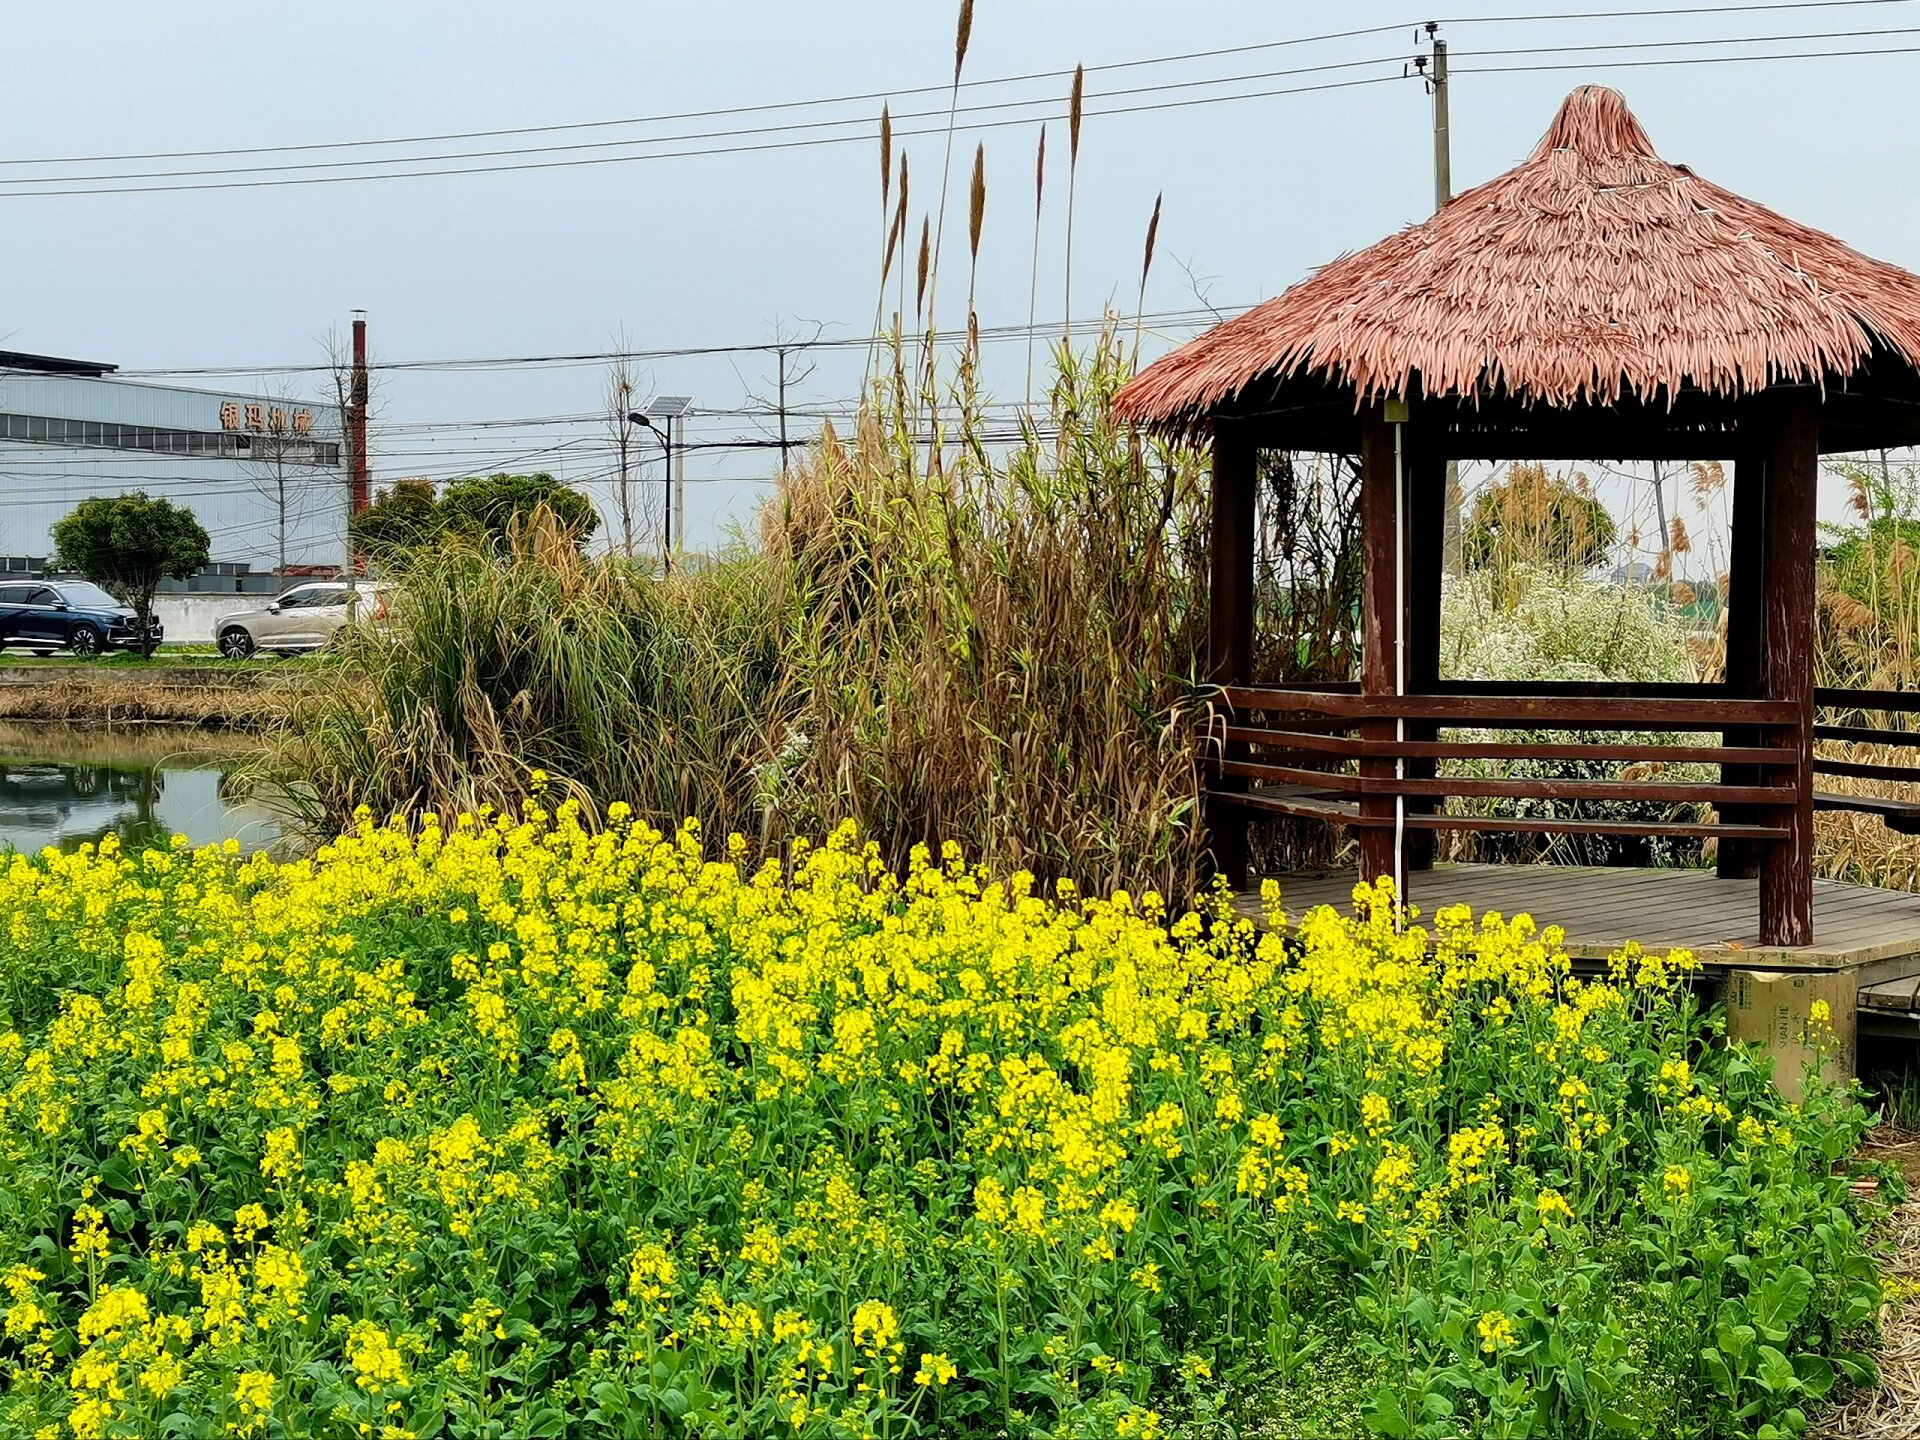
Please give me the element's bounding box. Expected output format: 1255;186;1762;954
0;668;290;728
1816;746;1920;893
762;329;1213;894
1815;1135;1920;1439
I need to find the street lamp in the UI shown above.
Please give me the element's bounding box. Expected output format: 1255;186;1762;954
627;395;694;574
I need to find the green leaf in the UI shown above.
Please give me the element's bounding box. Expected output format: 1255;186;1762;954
1365;1388;1414;1438
1753;1265;1814;1341
1832;1350;1879;1387
1754;1345;1797;1396
1790;1354;1834;1399
1700;1348;1735;1397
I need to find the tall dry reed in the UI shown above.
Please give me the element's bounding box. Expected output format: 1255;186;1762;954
284;337;1217;895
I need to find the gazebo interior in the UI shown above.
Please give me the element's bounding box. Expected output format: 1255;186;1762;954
1114;85;1920;956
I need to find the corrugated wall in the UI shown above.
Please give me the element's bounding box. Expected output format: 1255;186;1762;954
0;373;347;571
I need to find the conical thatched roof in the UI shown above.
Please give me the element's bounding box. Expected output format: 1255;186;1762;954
1114;86;1920;431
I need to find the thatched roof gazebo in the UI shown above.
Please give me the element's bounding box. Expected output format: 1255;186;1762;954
1115;85;1920;949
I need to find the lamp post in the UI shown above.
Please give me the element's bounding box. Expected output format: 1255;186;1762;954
626;410;673;573
627;396;694;574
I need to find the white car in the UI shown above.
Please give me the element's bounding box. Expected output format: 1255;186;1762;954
215;582;388;659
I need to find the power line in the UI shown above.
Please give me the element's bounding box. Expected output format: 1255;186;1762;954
1445;0;1916;23
6;22;1913;200
1470;21;1920;58
1454;38;1920;74
0;55;1407;188
0;71;1407;199
116;306;1239;377
0;2;1899;174
0;20;1414;170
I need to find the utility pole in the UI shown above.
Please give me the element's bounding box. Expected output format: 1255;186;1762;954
1418;25;1465;577
350;311;370;517
1429;25;1450;213
776;347;791;480
672;416;686;553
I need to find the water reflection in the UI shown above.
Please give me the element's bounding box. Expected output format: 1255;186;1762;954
0;727;281;856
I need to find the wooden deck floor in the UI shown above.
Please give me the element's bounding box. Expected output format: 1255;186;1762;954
1241;864;1920;984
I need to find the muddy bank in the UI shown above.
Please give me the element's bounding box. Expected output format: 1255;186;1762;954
0;662;296;728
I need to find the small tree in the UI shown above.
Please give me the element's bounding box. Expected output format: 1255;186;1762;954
352;478;440;561
1464;462;1618;581
437;473;599;552
51;492;211;657
244;392;326;574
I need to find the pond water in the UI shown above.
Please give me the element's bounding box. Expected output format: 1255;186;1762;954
0;724;284;857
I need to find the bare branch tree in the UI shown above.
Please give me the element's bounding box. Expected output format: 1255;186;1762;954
605;333;641;557
734;320;826;477
241;386;330;576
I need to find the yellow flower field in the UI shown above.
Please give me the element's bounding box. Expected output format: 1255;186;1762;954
0;804;1887;1438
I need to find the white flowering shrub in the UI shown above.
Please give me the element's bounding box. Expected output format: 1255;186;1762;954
1438;568;1710;865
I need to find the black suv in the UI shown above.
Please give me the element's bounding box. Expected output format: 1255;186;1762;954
0;580;161;655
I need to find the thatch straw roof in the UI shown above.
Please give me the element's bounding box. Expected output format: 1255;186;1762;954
1114;86;1920;431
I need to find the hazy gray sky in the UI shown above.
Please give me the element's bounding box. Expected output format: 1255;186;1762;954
4;1;1916;553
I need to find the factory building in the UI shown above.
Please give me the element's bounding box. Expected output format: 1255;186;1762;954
0;350;348;579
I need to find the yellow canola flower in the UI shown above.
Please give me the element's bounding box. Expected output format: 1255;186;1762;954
0;807;1829;1440
914;1352;958;1386
1477;1311;1518;1354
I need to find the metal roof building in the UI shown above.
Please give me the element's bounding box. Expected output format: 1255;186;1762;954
0;351;347;575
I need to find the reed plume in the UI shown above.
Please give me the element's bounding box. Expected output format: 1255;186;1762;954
1064;64;1084;346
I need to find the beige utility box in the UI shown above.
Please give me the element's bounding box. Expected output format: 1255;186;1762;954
1723;969;1858;1103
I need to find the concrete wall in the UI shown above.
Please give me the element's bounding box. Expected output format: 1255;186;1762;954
155;594;264;646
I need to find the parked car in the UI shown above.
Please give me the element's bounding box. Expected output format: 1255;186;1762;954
215;582;388;658
0;580;161;655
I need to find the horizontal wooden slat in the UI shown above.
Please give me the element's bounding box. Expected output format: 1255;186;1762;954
1221;686;1797;728
1217;761;1363;793
1815;724;1920;749
1221;726;1362;756
1222;724;1793;766
1813;757;1920;785
1218;758;1790;806
1214;785;1363;824
1209;786;1790;840
1818;687;1920;713
1814;792;1920;834
1403;814;1792;841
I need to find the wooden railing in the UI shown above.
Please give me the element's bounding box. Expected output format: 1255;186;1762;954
1206;684;1920;840
1813;688;1920;833
1209;684;1798;842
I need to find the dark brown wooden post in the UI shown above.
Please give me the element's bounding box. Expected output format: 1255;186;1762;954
1358;409;1404;885
1718;428;1769;878
1759;394;1818;947
1207;421;1258;885
1403;436;1446;870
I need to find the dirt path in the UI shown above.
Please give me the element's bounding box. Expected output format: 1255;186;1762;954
1815;1136;1920;1439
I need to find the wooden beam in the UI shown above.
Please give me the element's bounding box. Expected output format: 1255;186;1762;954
1760;394;1819;947
1404;438;1446;869
1222;725;1797;766
1357;410;1403;885
1206;421;1259;885
1217;759;1794;806
1221;686;1798;727
1817;687;1920;713
1719;427;1768;878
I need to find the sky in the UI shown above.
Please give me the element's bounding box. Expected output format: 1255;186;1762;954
2;0;1917;564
